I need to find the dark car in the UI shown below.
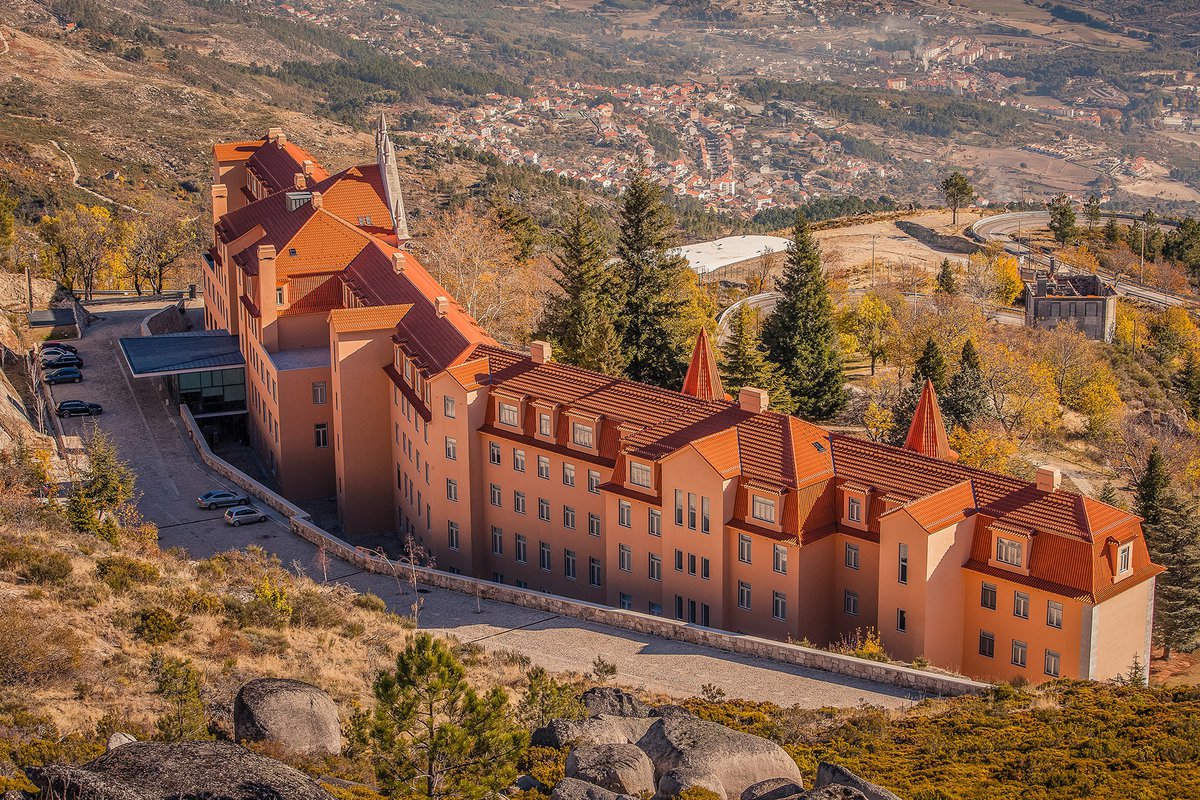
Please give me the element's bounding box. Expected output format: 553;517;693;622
42;341;78;354
55;400;103;417
42;353;84;369
224;505;266;526
44;367;82;385
197;489;251;510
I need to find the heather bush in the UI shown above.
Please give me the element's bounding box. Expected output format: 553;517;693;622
352;591;387;613
0;543;73;584
95;554;159;592
134;606;183;644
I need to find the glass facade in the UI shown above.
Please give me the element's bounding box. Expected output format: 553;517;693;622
171;368;246;416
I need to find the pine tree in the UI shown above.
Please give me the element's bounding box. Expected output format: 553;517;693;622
935;258;958;295
1145;490;1200;660
1180;352;1200;418
914;337;948;393
762;215;846;420
154;655;210;742
1135;446;1169;527
1048;194;1077;246
492;197;539;264
941;172;974;226
1104;216;1121;245
719;302;793;413
942;339;987;431
1084;194;1102;230
615;167;690;388
1097;482;1122;508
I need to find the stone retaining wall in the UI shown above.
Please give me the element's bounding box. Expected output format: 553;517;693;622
141;301;189;336
179;406;990;698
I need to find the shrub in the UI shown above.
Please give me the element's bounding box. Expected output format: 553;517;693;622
134;606;183;644
521;746;568;790
352;592;387;613
0;612;83;688
151;654;210;741
591;656;617;682
290;588;345;628
0;543;73;584
830;627;890;662
167;586;222;615
676;789;722;800
96;555;159;592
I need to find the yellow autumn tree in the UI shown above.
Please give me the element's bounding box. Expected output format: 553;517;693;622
863;401;896;443
964;242;1022;308
1113;300;1146;353
1054;244;1101;274
977;338;1060;445
1074;368;1124;441
841;292;895;375
948;426;1017;474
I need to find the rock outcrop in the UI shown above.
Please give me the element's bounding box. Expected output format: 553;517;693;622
815;763;902;800
581;687;650;718
233;677;341;755
565;743;656;796
106;733;137;752
551;777;634;800
25;741;335;800
798;787;869;800
532;715;655;749
742;777;807;800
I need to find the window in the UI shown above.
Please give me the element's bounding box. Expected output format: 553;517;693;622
514;578;526;588
981;582;997;610
571;422;594;448
688;553;697;575
619;593;632;610
701;557;710;580
1014;591;1030;619
490;483;502;507
898;543;909;584
446;479;458;501
738;580;752;610
444;437;457;460
538;499;551;521
563;463;576;486
588;513;600;537
618;500;632;527
629;462;652;488
514;491;526;514
1011;640;1027;668
1044;649;1061;678
564;550;576;579
848;496;862;522
844;589;859;616
311;381;327;404
1047;600;1063;629
619;545;632;572
649;602;662;617
588;470;601;493
589;557;601;587
773;544;788;574
314;423;328;448
996;538;1023;567
491;526;503;556
979;631;995;658
275;286;284;306
701;496;710;533
538;412;552;436
675;549;684;571
675;490;684;526
844;543;860;570
648;553;662;581
513;449;526;472
751;496;776;524
498;402;519;427
515;535;527;564
563;506;576;529
1118;543;1132;574
443;396;456;418
448;521;460;550
540;542;551;571
489;442;501;465
492;572;504;584
537;456;550;479
687;493;697;529
738;534;752;564
773;591;787;621
648;509;661;536
674;595;685;620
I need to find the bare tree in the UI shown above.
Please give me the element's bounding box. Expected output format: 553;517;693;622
126;208;200;295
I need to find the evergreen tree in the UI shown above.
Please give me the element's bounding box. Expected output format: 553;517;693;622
1084;193;1102;230
492;197;539;264
719;302;793;413
154;655;210;742
517;666;586;729
762;215;846;420
1048;194;1077;246
940;172;974;225
1135;446;1169;527
614;167;690;388
0;189;15;269
1145;490;1200;660
914;337;948;393
1097;481;1121;507
1104;215;1121;245
942;339;987;430
1182;352;1200;419
358;633;528;800
935;258;958;295
538;202;623;375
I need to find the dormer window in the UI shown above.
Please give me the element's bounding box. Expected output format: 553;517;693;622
629;462;651;488
847;497;862;522
571;422;594;448
1118;542;1132;574
996;538;1023;568
275;287;284;306
751;496;776;524
539;412;552;436
498;402;519;427
403;358;412;384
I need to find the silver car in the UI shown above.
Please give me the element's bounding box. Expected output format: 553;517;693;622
223;505;266;526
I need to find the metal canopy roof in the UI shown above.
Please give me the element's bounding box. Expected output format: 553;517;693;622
118;331;245;377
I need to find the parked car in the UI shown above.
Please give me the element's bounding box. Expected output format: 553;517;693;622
197;489;251;510
55;400;103;417
42;353;84;369
44;367;82;385
224;505;266;526
42;341;78;354
40;346;74;359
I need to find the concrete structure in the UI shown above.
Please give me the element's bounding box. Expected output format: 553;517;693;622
1023;271;1117;343
673;235;791;281
199;121;1161;685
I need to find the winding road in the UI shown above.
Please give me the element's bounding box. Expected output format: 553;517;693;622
49;139;138;213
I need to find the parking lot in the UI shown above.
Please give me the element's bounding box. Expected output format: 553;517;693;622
40;299;921;708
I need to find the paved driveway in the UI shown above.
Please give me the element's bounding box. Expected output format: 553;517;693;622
46;299;921;708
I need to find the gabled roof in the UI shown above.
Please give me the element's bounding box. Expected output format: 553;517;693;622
244;138;328;194
310;164;394;237
903;380;957;461
681;328;726;402
328;304;411;334
899;480;976;532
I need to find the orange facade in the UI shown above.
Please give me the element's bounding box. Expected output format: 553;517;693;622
202;123;1162;684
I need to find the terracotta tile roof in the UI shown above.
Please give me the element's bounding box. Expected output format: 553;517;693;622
275;210;372;278
280;273;342;318
898;480;976;531
245;139;328;194
311;164;394;236
681;328;726;402
328;304;412;334
213;140;264;164
903;379;957;461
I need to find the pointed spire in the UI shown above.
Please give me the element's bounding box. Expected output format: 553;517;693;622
682;328;728;403
375;113;410;242
904;379;958;462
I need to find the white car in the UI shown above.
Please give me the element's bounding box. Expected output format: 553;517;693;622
223;505;267;526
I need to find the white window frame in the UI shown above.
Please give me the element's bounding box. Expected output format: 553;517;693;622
751;495;776;524
996;538;1023;568
571;422;594;448
847;496;862;522
629;462;652;488
498;402;519;428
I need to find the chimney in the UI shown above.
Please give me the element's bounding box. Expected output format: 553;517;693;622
311;191;322;210
1036;466;1061;492
257;244;279;352
739;386;768;414
530;340;552;364
275;131;288;149
267;127;283;145
435;296;450;317
303;159;314;176
293;172;306;190
392;252;406;274
210;183;228;223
